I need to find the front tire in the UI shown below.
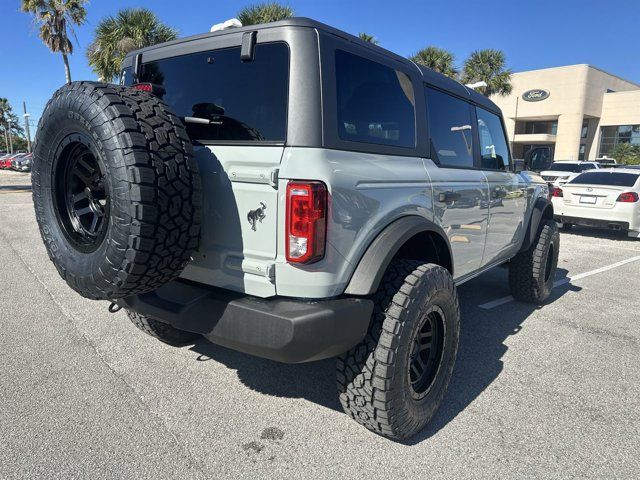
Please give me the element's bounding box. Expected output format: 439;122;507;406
509;219;559;304
337;260;460;440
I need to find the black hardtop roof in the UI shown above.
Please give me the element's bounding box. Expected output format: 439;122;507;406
127;17;500;113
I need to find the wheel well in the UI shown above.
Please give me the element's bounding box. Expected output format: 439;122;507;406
542;203;554;220
393;231;453;274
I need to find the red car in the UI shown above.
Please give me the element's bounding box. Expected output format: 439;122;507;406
1;154;23;169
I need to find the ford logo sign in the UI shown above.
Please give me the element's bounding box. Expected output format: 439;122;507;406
522;89;550;102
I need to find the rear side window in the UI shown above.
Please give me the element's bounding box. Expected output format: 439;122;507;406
133;43;289;143
476;107;510;170
426;87;475;168
570;172;639;187
335;50;415;148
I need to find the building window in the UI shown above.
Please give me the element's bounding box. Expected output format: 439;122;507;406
518;120;558;135
581;120;589;139
599;125;640;156
578;144;586;160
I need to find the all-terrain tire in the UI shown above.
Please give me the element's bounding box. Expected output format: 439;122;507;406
509;219;559;304
337;260;460;440
32;82;202;300
126;310;200;346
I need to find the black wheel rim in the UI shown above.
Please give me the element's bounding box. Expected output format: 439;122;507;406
544;243;555;282
53;141;109;253
408;305;445;400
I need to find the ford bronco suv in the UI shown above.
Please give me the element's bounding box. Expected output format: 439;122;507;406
32;18;558;440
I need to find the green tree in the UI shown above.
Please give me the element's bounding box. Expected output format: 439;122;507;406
358;33;379;45
21;0;88;84
461;49;512;97
409;46;457;78
87;8;178;82
237;2;294;26
0;99;26;153
611;143;640;165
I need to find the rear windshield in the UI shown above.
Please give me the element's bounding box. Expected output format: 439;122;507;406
547;163;595;173
128;43;289;143
569;172;640;187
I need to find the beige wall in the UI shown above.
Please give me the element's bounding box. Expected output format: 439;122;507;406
491;65;639;161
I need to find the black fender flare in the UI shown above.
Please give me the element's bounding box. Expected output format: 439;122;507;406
520;197;554;252
344;216;452;296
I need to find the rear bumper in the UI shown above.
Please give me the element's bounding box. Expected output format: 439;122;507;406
118;280;373;363
555;215;629;231
553;199;639;231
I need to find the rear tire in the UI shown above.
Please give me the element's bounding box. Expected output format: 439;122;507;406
126;310;200;346
337;260;460;440
509;219;559;304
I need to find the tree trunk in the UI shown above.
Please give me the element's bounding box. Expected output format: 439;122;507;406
62;54;71;84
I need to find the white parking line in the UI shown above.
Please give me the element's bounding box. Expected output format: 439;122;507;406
478;255;640;310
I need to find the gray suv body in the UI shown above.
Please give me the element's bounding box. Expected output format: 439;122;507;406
33;18;557;440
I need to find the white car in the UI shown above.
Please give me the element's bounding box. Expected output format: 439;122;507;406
552;168;640;238
541;161;601;187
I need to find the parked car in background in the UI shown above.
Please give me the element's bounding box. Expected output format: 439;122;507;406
0;154;19;169
552;168;640;238
12;153;32;172
541;161;600;186
595;157;617;167
2;153;25;169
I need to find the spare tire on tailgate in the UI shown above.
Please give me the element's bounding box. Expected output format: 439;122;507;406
32;82;202;300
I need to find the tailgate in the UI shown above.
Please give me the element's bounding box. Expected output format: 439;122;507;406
180;145;283;297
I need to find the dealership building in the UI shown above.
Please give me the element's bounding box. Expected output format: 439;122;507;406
490;64;640;161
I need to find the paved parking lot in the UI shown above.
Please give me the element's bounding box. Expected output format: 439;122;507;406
1;170;639;479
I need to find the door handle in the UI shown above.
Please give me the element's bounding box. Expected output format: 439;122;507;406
438;191;461;203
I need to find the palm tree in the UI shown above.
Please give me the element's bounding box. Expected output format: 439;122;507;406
409;46;457;78
358;33;379;45
21;0;88;84
87;8;178;82
461;49;512;97
237;2;294;26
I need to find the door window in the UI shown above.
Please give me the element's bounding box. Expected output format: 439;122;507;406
335;50;416;148
476;107;511;171
426;87;475;168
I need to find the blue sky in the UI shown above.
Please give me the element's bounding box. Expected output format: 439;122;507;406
1;0;639;132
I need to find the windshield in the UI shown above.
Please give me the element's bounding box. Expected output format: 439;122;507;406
547;163;596;173
569;172;640;187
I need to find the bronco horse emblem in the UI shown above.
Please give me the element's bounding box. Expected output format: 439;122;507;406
247;202;267;231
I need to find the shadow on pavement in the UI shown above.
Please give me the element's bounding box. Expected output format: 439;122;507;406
0;184;32;191
561;225;636;242
189;266;578;442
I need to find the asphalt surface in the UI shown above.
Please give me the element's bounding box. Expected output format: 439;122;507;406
1;169;639;479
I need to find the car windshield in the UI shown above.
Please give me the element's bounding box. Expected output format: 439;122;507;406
569;171;640;187
547;163;596;172
547;163;581;172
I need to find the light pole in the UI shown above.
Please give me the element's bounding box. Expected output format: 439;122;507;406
23;102;32;153
7;119;13;154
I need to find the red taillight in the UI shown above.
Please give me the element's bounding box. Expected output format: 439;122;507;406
551;187;563;198
286;181;327;264
616;192;639;203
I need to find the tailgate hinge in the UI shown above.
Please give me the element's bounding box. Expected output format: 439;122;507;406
269;168;279;188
